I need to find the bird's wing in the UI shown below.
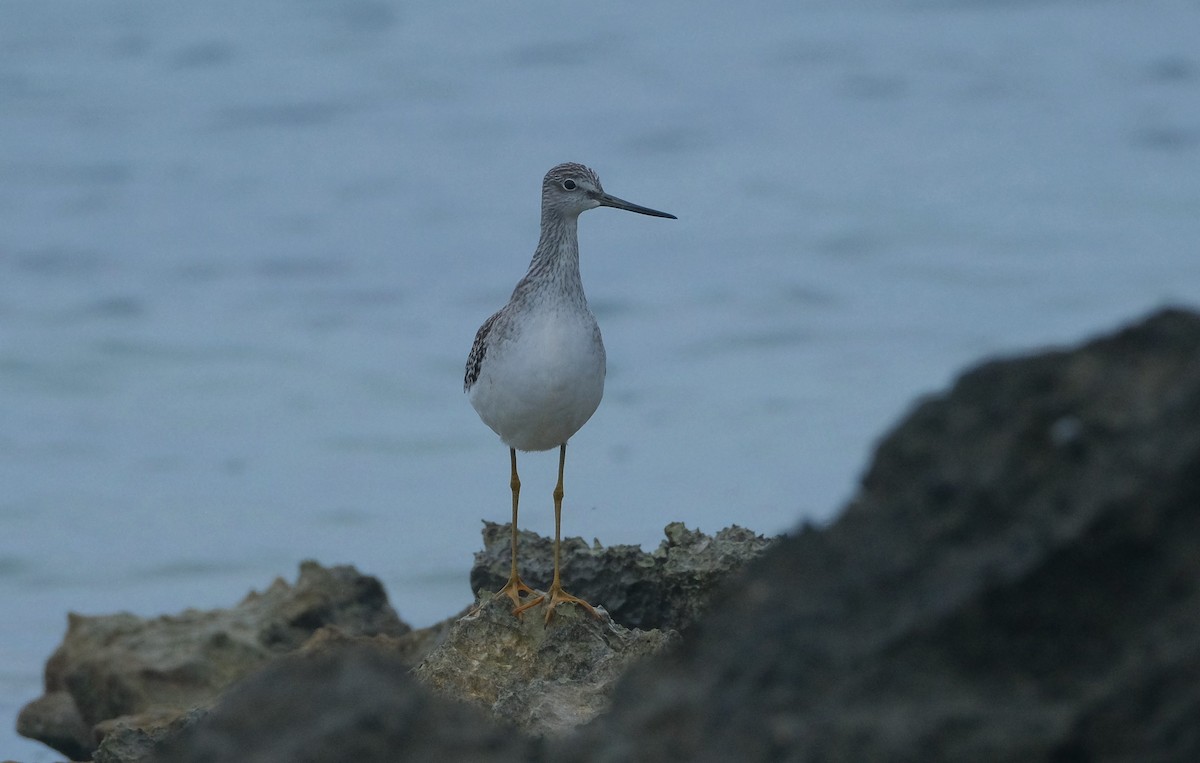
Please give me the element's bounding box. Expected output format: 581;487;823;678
464;309;502;392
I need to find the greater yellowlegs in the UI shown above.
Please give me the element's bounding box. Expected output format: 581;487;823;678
464;163;675;622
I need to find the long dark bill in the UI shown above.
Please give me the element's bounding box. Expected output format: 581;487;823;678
596;192;677;219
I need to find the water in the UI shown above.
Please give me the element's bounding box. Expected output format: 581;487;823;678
2;1;1198;758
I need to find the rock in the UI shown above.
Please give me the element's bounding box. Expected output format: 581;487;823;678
17;561;410;760
93;708;205;763
15;691;90;762
151;646;535;763
562;307;1200;762
413;593;675;736
471;521;775;630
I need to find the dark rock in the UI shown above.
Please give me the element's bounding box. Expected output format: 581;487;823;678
17;561;409;760
151;646;535;763
414;593;675;736
564;307;1200;762
471;521;775;630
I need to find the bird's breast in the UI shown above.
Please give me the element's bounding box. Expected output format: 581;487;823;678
469;308;606;451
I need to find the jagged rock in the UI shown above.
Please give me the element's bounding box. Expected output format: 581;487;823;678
563;307;1200;762
471;521;775;630
151;646;534;763
17;562;409;760
414;594;675;736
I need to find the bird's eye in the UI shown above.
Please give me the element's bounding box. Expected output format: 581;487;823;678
562;179;577;191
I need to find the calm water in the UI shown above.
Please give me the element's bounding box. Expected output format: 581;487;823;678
3;1;1199;758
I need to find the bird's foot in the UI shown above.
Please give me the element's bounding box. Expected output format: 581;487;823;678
514;581;599;624
468;575;538;619
495;575;539;615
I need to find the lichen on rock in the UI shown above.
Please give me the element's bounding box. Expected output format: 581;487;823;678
414;593;675;736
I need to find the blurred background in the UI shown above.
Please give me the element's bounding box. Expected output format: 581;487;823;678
2;1;1198;758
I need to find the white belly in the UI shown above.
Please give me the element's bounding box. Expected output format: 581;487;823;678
469;310;606;452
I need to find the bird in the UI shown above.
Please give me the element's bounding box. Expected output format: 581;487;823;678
464;163;675;622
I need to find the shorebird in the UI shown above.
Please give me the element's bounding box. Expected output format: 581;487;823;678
464;163;675;622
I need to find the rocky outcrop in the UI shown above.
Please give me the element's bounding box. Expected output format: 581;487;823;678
16;525;763;762
564;307;1200;762
17;562;410;761
471;521;775;631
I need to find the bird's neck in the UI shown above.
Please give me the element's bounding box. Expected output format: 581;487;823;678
514;213;585;305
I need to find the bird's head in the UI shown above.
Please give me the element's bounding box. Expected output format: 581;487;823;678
541;163;676;221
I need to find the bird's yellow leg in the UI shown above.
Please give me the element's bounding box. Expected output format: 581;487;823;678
496;448;536;611
515;443;599;623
